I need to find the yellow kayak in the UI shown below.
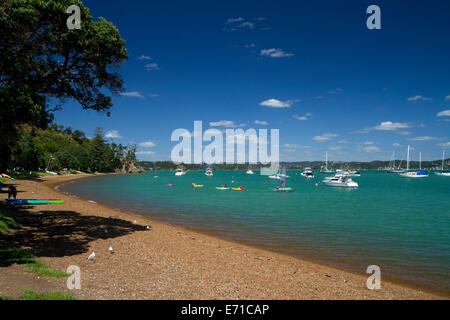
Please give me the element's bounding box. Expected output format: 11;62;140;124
232;187;246;191
191;184;204;188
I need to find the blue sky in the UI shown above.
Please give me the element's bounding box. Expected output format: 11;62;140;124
54;0;450;162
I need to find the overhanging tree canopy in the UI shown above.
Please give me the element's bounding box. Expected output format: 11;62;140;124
0;0;128;170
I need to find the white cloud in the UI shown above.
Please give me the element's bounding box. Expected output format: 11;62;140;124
259;98;295;108
224;17;268;32
407;95;433;102
363;141;374;145
374;121;411;131
393;143;401;147
139;55;152;61
437;142;450;148
293;113;312;121
260;48;294;58
357;121;412;133
136;151;155;155
244;43;256;48
399;131;411;135
445;95;450;101
145;63;160;71
284;144;311;149
313;133;338;142
254;120;268;125
330;146;342;151
105;130;122;139
226;17;244;24
408;136;442;141
364;146;381;153
139;141;156;147
437;109;450;117
338;140;348;144
209;120;245;128
120;91;144;99
149;93;159;98
238;22;255;29
328;88;343;94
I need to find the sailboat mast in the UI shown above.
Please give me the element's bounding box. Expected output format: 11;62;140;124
443;150;445;171
419;152;422;170
393;150;396;168
407;145;410;171
325;152;328;170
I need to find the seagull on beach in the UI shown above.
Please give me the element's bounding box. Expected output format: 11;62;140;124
88;252;95;260
109;247;114;254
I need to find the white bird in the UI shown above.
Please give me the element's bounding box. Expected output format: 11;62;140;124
88;252;95;260
109;247;114;254
146;226;150;230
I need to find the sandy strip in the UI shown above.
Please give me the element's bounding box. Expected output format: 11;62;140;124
0;174;446;300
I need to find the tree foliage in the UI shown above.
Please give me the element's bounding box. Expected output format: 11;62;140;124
10;124;136;173
0;0;128;170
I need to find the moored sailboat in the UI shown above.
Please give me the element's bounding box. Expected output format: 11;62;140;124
399;146;429;178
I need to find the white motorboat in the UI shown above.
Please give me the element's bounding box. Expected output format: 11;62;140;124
348;170;361;177
323;175;358;187
205;168;213;177
246;169;255;175
301;168;314;178
175;168;186;176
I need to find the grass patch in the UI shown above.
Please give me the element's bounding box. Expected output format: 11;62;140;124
19;290;77;300
0;291;76;300
0;208;17;234
0;248;67;278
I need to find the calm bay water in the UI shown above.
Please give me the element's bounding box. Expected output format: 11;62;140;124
60;170;450;293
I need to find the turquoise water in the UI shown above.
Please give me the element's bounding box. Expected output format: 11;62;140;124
60;171;450;293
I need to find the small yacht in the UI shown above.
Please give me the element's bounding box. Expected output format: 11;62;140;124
175;168;186;176
348;170;361;177
301;168;314;178
323;175;358;187
205;167;213;177
246;169;255;175
399;146;429;178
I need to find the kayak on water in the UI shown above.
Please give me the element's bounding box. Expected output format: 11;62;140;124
5;199;64;205
191;183;204;188
216;187;230;190
232;186;246;191
165;184;176;187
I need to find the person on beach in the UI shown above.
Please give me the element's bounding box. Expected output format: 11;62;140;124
8;185;17;199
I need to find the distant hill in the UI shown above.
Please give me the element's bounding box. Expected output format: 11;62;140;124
139;159;449;171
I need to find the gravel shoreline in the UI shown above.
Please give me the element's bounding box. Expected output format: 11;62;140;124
0;174;446;300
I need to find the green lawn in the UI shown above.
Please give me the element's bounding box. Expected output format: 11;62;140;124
0;208;17;234
0;290;76;300
0;248;68;278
